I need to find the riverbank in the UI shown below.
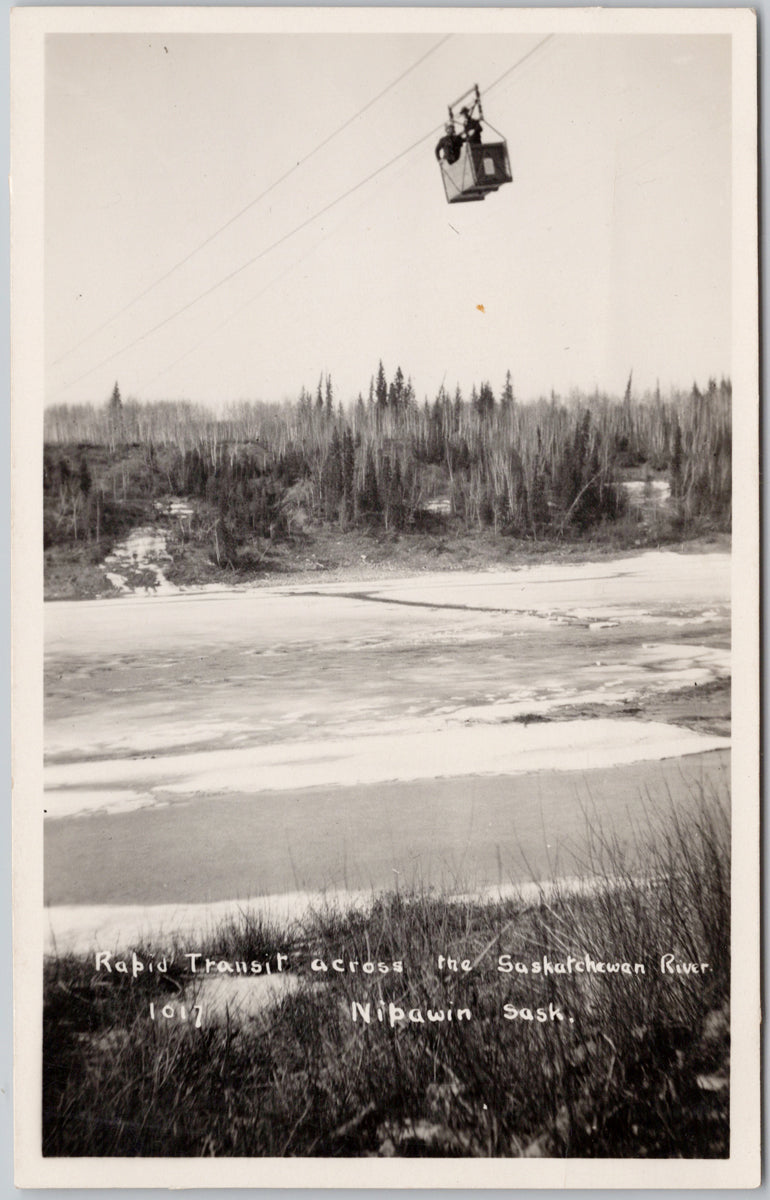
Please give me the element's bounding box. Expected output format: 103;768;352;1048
44;519;731;602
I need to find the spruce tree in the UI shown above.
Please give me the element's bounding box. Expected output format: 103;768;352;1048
108;381;123;449
375;361;388;409
360;446;381;521
670;419;683;499
501;370;514;410
342;428;355;525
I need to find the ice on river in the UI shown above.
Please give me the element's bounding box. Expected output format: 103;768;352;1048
46;549;729;655
44;718;729;819
45;549;730;817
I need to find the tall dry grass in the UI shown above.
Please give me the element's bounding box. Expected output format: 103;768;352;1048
43;786;730;1158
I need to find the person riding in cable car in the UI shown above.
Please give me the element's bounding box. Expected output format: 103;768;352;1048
460;105;483;145
434;122;464;165
437;85;513;205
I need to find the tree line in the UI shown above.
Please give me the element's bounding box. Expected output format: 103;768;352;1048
44;370;732;562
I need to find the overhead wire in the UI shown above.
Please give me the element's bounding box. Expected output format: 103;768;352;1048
482;34;555;99
50;33;453;369
138;158;411;392
57;33;557;398
58;125;444;394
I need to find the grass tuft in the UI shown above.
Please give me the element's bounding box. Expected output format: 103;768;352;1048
43;790;729;1158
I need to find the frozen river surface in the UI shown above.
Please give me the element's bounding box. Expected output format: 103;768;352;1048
44;550;730;949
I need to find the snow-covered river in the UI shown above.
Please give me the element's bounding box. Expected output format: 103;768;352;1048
44;549;730;951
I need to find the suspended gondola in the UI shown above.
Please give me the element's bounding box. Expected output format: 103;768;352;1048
435;84;513;204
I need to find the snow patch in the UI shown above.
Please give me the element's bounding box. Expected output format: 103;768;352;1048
102;527;178;595
189;972;305;1023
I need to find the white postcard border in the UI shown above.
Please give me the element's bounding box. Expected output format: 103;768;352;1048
11;6;760;1189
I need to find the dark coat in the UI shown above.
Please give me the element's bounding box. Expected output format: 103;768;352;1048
435;132;464;164
463;115;483;144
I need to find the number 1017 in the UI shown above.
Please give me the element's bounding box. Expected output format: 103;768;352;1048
149;1001;202;1028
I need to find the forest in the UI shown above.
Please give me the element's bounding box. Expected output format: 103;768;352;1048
43;367;732;587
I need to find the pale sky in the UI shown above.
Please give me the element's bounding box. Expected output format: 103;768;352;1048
45;30;732;408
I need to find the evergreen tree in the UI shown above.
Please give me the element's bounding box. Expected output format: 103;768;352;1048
529;461;549;533
359;446;381;521
380;455;393;529
341;428;355;525
501;370;514;410
670;419;683;500
475;381;495;419
375;361;388;409
391;458;405;529
623;371;633;406
108;381;123;449
388;366;405;413
323;426;343;518
78;456;92;498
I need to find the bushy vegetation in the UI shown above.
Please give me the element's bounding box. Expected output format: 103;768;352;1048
43;369;731;576
43;789;729;1157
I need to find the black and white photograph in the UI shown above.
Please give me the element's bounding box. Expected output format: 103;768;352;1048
11;6;759;1187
